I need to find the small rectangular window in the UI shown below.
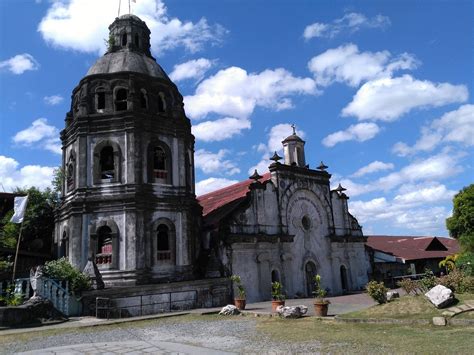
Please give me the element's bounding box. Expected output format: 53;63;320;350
97;92;105;110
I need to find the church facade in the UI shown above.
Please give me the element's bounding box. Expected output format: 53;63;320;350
55;15;369;304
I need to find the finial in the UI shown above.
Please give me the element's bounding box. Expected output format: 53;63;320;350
249;169;263;181
291;124;296;135
317;161;328;171
334;183;347;193
270;151;282;162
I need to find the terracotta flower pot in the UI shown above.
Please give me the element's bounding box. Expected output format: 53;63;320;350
234;298;246;310
314;301;329;317
271;300;285;312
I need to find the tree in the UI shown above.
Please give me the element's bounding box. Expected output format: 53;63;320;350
446;184;474;253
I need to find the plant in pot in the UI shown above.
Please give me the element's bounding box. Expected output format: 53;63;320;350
230;275;246;310
313;274;330;317
271;281;285;312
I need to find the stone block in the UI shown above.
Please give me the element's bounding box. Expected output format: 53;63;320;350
432;316;446;326
219;304;240;315
425;285;454;308
386;291;400;301
276;305;308;318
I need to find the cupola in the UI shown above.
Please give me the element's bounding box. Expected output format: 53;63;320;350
282;125;306;167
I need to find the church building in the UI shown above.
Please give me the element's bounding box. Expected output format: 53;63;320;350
55;14;369;305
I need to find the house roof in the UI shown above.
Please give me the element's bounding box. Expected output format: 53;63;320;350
366;235;460;261
197;172;271;225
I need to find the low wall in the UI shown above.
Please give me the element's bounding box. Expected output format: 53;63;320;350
81;278;230;317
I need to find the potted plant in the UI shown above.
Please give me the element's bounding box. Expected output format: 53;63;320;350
313;274;330;317
230;275;246;310
271;281;285;311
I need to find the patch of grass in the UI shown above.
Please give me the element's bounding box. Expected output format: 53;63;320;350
257;317;474;354
340;293;474;320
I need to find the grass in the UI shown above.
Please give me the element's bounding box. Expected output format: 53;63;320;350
257;317;474;354
340;293;474;320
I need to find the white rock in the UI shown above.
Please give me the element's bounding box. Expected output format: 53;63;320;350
276;305;308;318
219;304;240;315
386;291;399;301
432;316;447;326
425;285;454;308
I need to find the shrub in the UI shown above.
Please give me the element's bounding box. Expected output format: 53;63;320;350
419;270;437;292
230;275;246;299
397;278;421;295
456;252;474;276
0;286;23;306
438;269;474;293
366;281;388;304
43;257;91;293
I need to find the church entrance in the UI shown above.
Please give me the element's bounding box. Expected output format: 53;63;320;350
305;261;317;297
340;265;348;293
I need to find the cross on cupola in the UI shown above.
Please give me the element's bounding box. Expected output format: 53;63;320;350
281;124;306;168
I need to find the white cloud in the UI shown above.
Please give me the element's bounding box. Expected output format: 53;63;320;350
322;122;380;147
350;183;456;233
342;75;468;121
195;177;238;196
169;58;214;82
0;155;55;192
393;104;474;156
192;117;251;142
194;149;240;175
44;95;64;105
249;123;306;175
184;66;316;120
308;44;418;87
351;161;394;178
38;0;226;55
0;54;39;74
303;12;390;40
12;118;61;154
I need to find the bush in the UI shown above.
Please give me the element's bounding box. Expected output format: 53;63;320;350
397;278;421;295
438;269;474;293
230;275;246;299
456;252;474;276
43;258;91;293
366;281;388;304
0;286;23;306
419;270;437;292
271;281;285;301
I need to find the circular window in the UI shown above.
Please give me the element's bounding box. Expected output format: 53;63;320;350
301;215;311;231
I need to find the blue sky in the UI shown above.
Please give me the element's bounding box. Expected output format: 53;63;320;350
0;0;472;236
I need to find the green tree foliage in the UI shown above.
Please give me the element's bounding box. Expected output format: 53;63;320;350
366;281;387;304
446;184;474;253
43;257;91;293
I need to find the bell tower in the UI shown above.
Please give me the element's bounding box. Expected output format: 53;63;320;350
282;124;306;167
55;15;201;286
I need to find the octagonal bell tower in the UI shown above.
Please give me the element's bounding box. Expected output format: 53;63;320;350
55;15;201;286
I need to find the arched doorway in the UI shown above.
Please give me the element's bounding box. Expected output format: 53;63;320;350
271;269;280;283
305;261;317;297
340;265;348;293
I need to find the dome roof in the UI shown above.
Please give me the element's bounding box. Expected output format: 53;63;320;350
282;133;305;144
86;50;170;80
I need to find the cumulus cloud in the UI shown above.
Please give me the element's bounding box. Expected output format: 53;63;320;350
342;75;468;121
192;117;251;142
184;66;317;120
169;58;214;82
43;95;64;105
393;104;474;156
194;149;240;175
0;155;56;191
303;12;390;40
322;122;380;147
249;123;306;175
350;183;456;233
308;44;418;87
38;0;227;55
12;118;61;154
0;53;39;74
195;177;238;196
351;161;394;178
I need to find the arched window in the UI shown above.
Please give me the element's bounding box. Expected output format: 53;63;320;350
115;88;128;111
148;143;171;184
155;222;175;264
96;226;113;265
157;92;166;113
271;270;280;283
100;146;115;179
134;34;139;47
67;162;74;190
96;88;106;111
121;33;127;46
305;261;317;297
140;89;148;109
60;231;69;258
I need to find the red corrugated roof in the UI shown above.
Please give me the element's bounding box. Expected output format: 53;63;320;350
366;235;460;261
198;172;271;217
